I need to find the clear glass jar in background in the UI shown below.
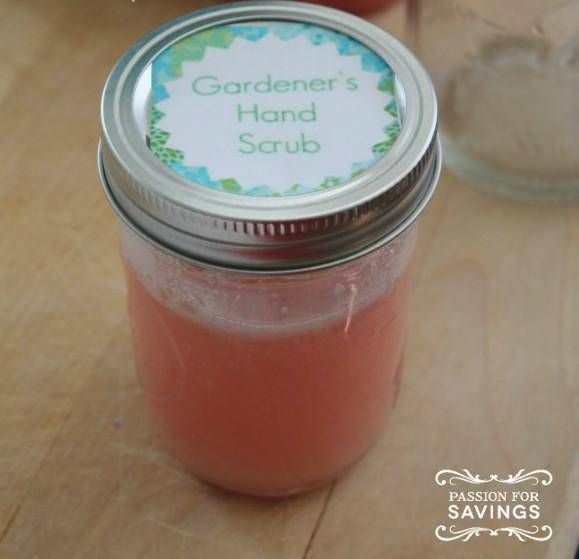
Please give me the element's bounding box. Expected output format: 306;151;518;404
413;0;579;201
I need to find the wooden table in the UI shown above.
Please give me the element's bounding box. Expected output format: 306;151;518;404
1;1;577;557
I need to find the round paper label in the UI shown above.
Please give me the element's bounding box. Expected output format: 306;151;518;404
149;22;400;197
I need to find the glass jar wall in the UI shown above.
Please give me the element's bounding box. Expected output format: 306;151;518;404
119;222;417;497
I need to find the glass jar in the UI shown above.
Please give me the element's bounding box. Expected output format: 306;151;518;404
99;1;439;497
415;0;579;201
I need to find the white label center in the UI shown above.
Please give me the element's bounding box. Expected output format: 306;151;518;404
149;22;400;196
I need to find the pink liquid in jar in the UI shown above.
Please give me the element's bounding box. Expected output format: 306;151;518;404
121;224;416;497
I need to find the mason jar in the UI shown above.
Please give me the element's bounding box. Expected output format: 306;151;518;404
415;0;579;201
99;1;440;497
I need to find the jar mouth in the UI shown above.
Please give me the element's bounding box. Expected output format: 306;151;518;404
99;1;439;271
98;136;441;275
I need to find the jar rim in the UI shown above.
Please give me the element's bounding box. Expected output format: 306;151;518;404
99;138;441;275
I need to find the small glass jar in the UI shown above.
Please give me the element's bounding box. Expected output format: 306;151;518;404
415;0;579;201
99;1;439;497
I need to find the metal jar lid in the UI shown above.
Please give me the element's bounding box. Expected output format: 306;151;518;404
99;1;440;272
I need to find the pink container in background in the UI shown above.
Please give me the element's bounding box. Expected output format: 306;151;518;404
306;0;401;15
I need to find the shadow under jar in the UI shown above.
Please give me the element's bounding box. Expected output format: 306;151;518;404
99;1;440;498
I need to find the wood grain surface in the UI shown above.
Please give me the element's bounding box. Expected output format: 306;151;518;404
0;1;577;558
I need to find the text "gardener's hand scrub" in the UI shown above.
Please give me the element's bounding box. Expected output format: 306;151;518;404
191;73;361;155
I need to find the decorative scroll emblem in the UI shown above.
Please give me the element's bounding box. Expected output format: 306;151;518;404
435;469;553;487
435;469;553;543
435;525;553;543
